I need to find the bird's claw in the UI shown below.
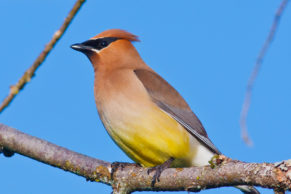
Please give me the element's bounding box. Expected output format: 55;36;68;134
147;157;174;187
110;162;126;179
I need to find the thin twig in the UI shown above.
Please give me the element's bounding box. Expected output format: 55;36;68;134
0;0;86;113
240;0;289;146
1;123;291;192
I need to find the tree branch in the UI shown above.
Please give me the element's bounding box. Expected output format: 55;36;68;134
0;0;86;114
1;123;290;193
240;0;289;146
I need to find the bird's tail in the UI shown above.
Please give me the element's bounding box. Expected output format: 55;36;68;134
236;185;260;194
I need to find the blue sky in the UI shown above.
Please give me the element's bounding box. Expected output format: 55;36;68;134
0;1;290;194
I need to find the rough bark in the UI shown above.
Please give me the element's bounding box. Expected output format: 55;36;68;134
0;123;290;193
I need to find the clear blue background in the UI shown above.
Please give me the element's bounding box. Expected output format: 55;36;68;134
0;1;290;193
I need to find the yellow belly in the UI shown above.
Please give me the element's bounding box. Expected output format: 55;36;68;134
101;103;195;167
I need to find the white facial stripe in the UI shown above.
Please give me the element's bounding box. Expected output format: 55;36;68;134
91;48;101;53
87;37;120;54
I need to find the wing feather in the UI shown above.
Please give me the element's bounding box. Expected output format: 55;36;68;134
134;69;221;154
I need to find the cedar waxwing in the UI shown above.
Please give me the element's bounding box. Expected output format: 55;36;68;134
71;29;259;194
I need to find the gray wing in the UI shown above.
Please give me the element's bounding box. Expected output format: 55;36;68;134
134;69;221;154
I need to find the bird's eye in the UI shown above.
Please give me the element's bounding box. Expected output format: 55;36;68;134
82;37;119;51
101;41;108;47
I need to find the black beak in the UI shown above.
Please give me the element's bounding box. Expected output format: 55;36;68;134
71;42;94;55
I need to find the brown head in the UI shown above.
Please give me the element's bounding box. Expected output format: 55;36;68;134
71;29;145;72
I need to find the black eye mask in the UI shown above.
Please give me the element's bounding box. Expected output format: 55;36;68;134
82;37;120;51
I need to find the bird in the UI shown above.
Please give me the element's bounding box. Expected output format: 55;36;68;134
71;29;259;194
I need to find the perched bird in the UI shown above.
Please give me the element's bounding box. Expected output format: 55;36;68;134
71;29;259;194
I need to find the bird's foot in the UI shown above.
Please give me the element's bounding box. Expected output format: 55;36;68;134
110;162;140;179
147;157;174;187
110;162;126;179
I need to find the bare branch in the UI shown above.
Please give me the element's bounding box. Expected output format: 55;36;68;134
0;0;86;114
240;0;290;146
1;123;291;193
0;123;111;184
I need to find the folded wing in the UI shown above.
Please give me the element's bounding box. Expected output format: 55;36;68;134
134;69;221;154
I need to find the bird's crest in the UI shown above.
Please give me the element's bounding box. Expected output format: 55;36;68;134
91;29;139;42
